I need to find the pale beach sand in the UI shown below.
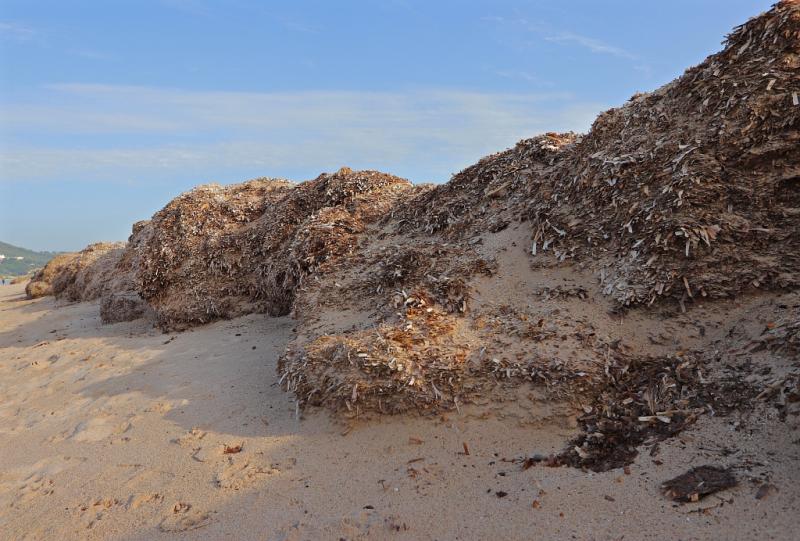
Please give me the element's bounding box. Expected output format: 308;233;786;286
0;283;797;540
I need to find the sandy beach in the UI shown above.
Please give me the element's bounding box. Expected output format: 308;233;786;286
3;1;800;539
0;282;797;540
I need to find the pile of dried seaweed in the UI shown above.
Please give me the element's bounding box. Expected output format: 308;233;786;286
280;291;479;415
22;169;418;328
129;168;418;329
526;1;800;307
392;133;577;237
26;242;125;302
221;167;421;320
277;1;800;419
130;178;292;328
55;242;127;302
390;1;800;309
25;252;79;298
99;221;154;323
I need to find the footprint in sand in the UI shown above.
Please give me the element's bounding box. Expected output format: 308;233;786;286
127;492;164;510
173;427;207;448
214;457;280;491
30;354;59;370
144;401;174;414
69;416;130;442
62;416;136;442
77;498;122;530
15;474;56;505
1;456;86;508
159;503;212;532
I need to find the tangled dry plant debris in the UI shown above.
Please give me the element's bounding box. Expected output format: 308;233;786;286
517;2;800;307
278;1;800;424
132;178;293;327
54;242;127;302
126;168;417;329
551;351;762;471
25;253;79;298
26;243;125;302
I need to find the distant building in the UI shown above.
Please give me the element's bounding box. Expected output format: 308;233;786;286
14;256;23;260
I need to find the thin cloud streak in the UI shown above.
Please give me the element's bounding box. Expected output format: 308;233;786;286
0;21;35;41
1;84;605;184
68;49;117;61
544;31;637;60
484;15;642;63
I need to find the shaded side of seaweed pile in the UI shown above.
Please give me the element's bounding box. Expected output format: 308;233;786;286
26;242;125;302
220;168;421;319
128;168;418;329
132;178;292;328
26;253;79;298
100;221;155;323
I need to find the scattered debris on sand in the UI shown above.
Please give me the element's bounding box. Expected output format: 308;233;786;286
662;465;738;502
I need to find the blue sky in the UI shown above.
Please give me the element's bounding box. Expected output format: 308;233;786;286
0;0;773;251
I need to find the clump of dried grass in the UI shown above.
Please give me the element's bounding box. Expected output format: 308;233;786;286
130;169;416;329
53;242;127;302
26;252;80;299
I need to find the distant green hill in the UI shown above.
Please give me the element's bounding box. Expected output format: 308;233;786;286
0;241;59;277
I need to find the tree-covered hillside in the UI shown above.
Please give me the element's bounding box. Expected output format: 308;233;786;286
0;241;58;276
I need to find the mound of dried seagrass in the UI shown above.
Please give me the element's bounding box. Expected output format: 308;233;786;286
98;220;152;323
130;168;419;329
278;1;800;426
53;242;127;302
521;0;800;307
401;1;800;309
25;253;79;298
25;242;124;302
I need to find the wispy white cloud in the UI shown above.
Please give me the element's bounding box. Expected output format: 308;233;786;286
0;21;35;41
159;0;211;17
279;17;320;34
1;84;605;184
68;49;117;61
633;64;654;78
544;31;637;60
484;15;644;65
492;69;553;87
